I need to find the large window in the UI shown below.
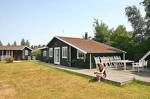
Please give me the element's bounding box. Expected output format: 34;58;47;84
25;50;28;56
49;48;53;57
43;50;47;57
62;46;68;58
77;50;85;59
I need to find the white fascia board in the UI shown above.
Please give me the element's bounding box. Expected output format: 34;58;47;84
22;46;32;51
140;50;150;60
46;37;55;46
55;36;87;54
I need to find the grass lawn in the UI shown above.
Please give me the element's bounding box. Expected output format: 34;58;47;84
0;61;150;99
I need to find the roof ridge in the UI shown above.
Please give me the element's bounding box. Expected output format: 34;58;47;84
57;36;83;39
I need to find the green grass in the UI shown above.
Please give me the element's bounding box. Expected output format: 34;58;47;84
0;61;150;99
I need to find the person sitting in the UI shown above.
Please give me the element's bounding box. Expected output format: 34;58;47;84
94;63;106;82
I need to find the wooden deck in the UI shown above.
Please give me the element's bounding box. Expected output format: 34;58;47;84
40;62;150;85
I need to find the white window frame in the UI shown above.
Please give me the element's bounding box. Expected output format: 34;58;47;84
25;50;28;56
49;48;53;57
43;50;47;57
54;47;60;64
77;50;85;59
62;46;68;58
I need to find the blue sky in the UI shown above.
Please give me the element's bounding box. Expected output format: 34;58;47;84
0;0;144;45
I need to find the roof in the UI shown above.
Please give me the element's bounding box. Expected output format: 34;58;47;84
0;46;32;51
38;47;48;50
47;36;126;54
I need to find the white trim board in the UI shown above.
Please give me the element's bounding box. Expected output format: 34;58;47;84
140;50;150;60
21;46;32;51
62;46;68;58
54;47;60;64
55;36;87;54
47;36;87;54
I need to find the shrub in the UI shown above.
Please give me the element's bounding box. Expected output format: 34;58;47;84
5;56;13;63
32;49;41;60
71;59;88;68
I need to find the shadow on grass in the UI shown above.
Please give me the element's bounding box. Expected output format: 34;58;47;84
133;79;150;86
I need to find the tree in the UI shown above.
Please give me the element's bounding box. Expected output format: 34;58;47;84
33;45;38;49
31;45;34;49
0;41;3;46
25;40;30;47
32;49;41;60
13;41;17;46
142;37;150;52
42;45;46;47
21;39;26;46
93;18;112;44
111;25;132;50
124;0;150;55
142;0;150;37
38;44;41;48
125;6;145;41
7;43;11;46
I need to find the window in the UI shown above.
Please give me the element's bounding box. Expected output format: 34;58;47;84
62;46;68;58
77;50;85;59
49;48;53;57
43;50;47;57
25;50;28;55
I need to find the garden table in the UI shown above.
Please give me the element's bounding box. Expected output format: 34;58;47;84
111;60;134;70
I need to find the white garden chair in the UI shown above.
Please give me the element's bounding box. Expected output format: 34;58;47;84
143;60;148;68
109;56;115;67
132;60;144;72
94;57;101;70
100;56;110;68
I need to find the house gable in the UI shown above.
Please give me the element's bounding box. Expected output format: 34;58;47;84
47;37;70;66
47;36;87;53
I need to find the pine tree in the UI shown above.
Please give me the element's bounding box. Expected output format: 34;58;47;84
21;39;26;46
7;43;11;46
0;41;3;46
38;44;41;48
31;45;34;49
13;41;17;46
25;40;30;47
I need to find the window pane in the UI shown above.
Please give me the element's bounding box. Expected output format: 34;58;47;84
25;50;28;55
43;51;47;56
77;50;85;59
62;47;67;58
49;48;53;57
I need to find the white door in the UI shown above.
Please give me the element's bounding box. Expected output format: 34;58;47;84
54;47;60;64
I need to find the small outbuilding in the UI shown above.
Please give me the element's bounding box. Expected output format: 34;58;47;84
42;36;126;69
0;46;32;60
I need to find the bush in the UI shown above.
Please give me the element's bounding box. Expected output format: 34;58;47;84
71;59;88;68
5;56;13;63
32;49;41;60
